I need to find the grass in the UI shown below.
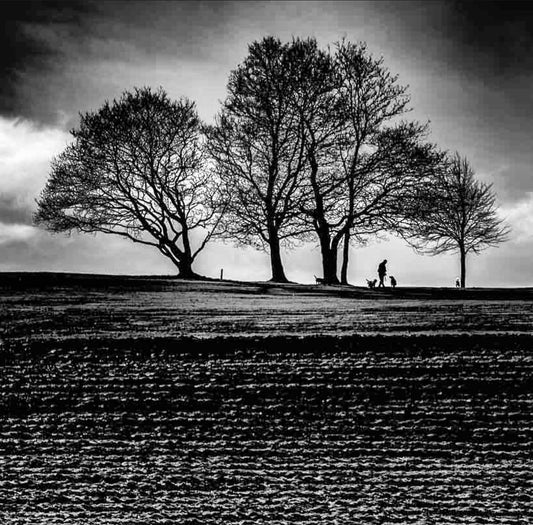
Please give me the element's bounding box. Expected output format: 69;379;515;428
1;272;533;341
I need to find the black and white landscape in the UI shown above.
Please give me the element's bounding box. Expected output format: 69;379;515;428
1;1;532;524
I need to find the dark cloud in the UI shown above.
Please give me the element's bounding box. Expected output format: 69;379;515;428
448;1;533;76
363;1;533;206
0;194;34;225
367;1;533;81
5;1;533;123
0;0;237;124
0;1;94;119
442;1;533;205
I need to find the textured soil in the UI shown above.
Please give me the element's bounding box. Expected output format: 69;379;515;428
0;274;532;524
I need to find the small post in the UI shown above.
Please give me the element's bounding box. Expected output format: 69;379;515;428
220;268;224;281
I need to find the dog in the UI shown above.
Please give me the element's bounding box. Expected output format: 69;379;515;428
314;275;325;284
390;276;397;288
366;278;377;289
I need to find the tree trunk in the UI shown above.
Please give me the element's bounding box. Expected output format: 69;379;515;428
176;257;198;279
340;231;350;285
317;232;339;284
162;231;200;280
268;228;289;283
460;247;466;288
322;247;339;284
307;158;339;284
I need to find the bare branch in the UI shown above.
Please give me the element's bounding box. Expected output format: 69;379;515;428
402;153;509;286
34;87;222;278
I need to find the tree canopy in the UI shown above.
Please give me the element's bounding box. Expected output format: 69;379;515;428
208;37;442;283
35;87;220;278
291;38;442;283
206;37;309;282
34;40;509;286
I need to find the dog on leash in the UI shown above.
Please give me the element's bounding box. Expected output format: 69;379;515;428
314;275;325;284
366;278;377;289
390;276;397;288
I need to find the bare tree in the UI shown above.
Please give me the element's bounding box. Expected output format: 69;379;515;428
288;38;346;284
206;37;308;283
405;153;509;288
35;87;220;278
293;39;441;284
334;41;440;284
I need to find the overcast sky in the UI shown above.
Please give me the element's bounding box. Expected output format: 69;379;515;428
1;0;532;286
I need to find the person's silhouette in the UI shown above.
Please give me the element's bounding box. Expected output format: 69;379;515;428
378;259;387;288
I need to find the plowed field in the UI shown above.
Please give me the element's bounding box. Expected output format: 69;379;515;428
1;274;532;524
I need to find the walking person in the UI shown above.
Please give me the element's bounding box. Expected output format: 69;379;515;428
378;259;387;288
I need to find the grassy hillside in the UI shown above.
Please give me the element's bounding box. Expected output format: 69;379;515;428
2;271;533;300
1;273;533;341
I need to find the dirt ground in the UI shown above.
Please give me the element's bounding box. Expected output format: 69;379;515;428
1;273;532;524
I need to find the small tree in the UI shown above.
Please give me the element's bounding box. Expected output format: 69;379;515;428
35;87;220;278
405;153;509;288
206;37;309;283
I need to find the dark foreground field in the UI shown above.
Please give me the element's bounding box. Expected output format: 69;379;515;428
1;274;532;524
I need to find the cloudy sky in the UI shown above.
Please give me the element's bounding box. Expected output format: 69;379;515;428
1;0;532;286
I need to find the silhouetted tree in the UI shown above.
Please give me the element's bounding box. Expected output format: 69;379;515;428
206;37;309;283
35;88;220;278
287;38;343;284
293;39;441;284
405;153;509;288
